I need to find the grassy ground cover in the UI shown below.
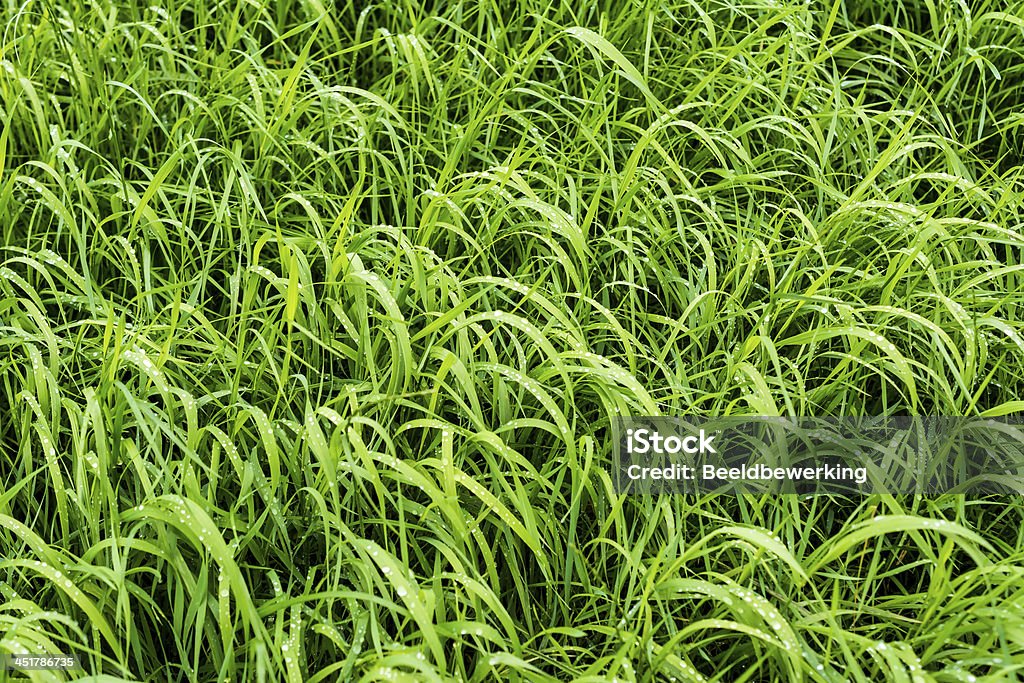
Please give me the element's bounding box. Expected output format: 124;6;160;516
1;0;1024;680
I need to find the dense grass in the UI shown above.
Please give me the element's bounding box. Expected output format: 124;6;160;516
1;0;1024;680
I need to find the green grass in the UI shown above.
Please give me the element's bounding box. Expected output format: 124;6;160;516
1;0;1023;680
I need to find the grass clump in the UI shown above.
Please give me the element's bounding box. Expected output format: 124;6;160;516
1;0;1024;680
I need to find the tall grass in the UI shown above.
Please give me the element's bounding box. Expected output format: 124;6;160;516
1;0;1023;680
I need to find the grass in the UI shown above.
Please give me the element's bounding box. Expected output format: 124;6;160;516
1;0;1023;680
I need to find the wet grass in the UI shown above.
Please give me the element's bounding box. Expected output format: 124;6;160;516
1;0;1024;680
